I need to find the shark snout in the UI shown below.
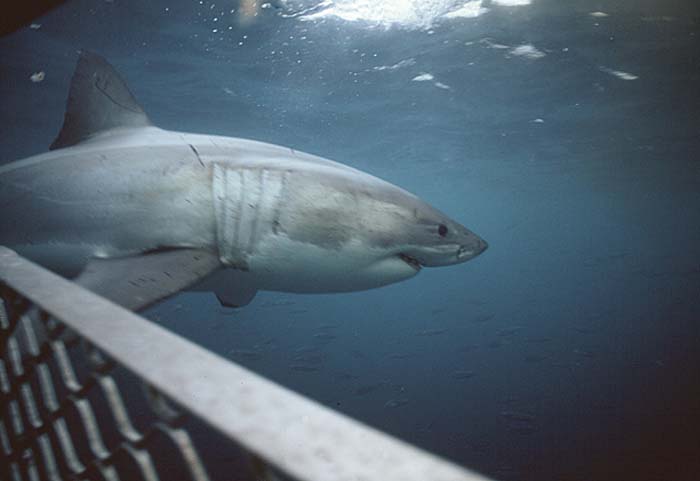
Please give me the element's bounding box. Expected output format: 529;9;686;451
457;235;488;261
404;233;487;268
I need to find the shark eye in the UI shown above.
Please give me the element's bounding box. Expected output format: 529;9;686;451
438;224;448;237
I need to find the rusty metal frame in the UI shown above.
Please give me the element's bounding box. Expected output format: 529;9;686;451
0;246;493;481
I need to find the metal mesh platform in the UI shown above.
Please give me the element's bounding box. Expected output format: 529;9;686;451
0;247;492;481
0;293;222;481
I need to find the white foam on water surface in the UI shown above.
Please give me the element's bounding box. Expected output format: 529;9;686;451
491;0;531;6
278;0;531;29
509;44;546;59
600;66;639;81
372;58;417;71
412;73;435;81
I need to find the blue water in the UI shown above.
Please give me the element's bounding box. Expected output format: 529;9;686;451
1;1;699;480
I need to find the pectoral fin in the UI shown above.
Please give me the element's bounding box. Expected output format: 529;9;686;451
74;249;221;311
215;284;257;308
190;268;258;308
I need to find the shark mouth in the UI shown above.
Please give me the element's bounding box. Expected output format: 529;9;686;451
398;253;422;271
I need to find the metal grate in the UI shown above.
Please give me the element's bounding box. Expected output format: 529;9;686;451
0;292;214;481
0;247;493;481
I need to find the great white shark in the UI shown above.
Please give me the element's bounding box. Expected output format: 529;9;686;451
0;51;487;310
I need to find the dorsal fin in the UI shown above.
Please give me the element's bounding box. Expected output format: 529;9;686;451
50;51;152;150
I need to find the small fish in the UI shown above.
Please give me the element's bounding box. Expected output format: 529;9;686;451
523;354;548;363
384;398;409;409
316;323;340;330
313;332;336;340
500;411;535;422
354;383;385;396
229;349;262;361
471;314;494;323
416;328;446;337
524;337;551;344
292;353;325;365
486;340;502;349
289;365;319;372
386;352;414;360
508;425;536;435
497;327;522;337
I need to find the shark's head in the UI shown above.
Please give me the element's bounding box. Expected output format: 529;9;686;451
337;176;488;287
387;200;488;270
225;160;488;293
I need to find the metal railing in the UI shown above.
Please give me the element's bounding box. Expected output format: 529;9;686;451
0;246;493;481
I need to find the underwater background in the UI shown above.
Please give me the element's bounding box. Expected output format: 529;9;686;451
1;1;699;480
